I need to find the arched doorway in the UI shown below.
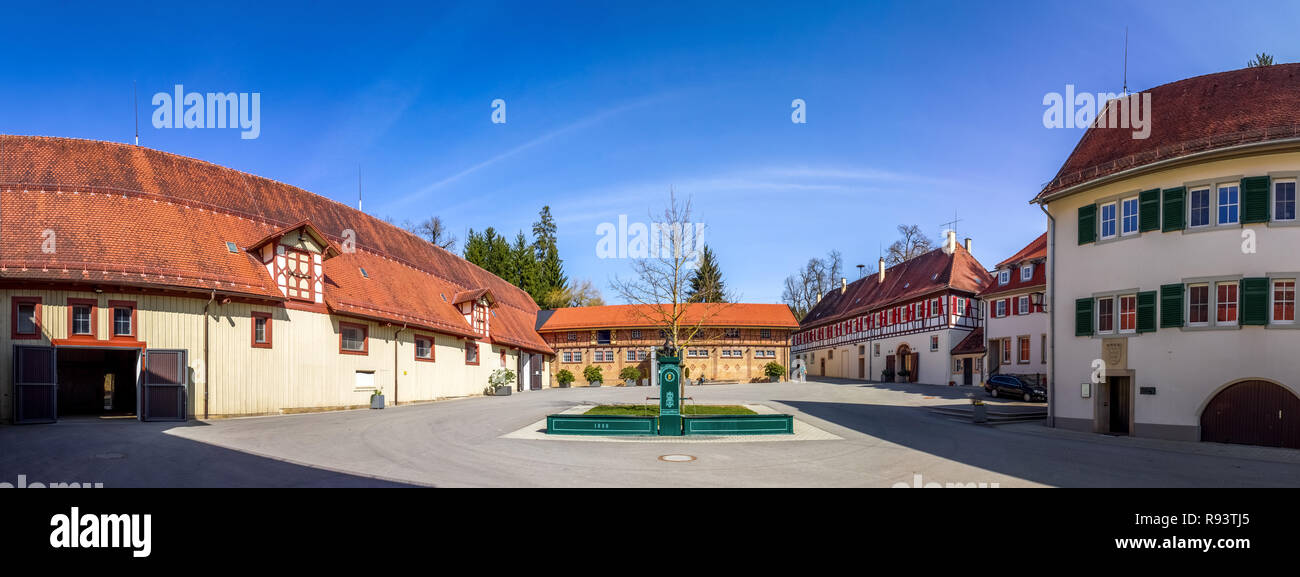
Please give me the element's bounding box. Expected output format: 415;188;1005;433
1201;380;1300;449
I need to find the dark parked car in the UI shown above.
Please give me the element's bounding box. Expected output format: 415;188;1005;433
984;375;1046;402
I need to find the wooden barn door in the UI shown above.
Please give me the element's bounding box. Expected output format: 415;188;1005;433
1201;380;1300;449
13;345;57;424
909;352;919;383
143;349;188;422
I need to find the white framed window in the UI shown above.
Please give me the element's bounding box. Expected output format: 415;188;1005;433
995;300;1006;317
1118;294;1137;333
627;350;638;362
929;335;939;351
1216;281;1238;326
998;270;1009;285
1189;187;1211;228
1096;296;1115;333
1188;284;1210;327
953;359;962;373
1217;184;1239;225
1121;196;1140;235
873;343;880;357
1020;264;1033;281
630;329;642;339
1099;201;1117;239
354;370;376;391
1000;338;1011;364
566;332;577;342
1276;180;1297;222
1273;279;1295;324
930;298;940;316
1018;336;1031;364
955;298;966;316
1018;296;1029;315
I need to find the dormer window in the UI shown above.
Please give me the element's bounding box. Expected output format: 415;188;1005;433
452;289;496;338
998;270;1010;285
1021;264;1033;281
250;221;340;306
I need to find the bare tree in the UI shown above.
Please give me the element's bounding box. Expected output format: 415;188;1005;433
781;249;844;320
886;224;933;266
610;190;733;354
407;216;458;251
542;279;605;308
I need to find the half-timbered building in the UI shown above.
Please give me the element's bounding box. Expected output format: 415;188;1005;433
979;233;1048;385
792;239;992;385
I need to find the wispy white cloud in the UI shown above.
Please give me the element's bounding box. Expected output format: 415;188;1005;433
374;93;671;215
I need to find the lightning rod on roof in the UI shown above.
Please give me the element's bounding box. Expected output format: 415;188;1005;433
357;164;362;212
1122;27;1129;96
133;81;139;146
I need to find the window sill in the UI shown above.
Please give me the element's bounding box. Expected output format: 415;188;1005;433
1179;325;1241;332
251;342;273;349
1267;220;1300;228
1264;323;1300;330
414;356;436;363
340;349;369;356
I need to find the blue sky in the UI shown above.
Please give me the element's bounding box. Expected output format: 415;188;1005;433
3;0;1297;303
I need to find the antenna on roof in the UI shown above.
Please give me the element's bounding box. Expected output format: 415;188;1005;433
133;81;139;146
1122;26;1129;96
357;164;363;212
856;264;865;279
939;211;961;239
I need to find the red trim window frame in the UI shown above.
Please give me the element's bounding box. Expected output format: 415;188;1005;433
11;294;42;340
339;321;369;355
465;340;480;365
251;311;273;349
108;300;138;341
66;298;98;340
414;334;436;362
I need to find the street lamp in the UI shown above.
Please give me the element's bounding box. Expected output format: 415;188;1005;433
1029;291;1048;312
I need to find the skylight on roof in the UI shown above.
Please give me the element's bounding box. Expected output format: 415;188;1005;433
360;267;369;279
441;293;447;302
225;241;238;253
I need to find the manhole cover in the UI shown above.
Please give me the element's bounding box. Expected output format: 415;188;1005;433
94;452;126;460
658;454;696;462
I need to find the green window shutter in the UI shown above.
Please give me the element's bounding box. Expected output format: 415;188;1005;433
1241;277;1270;325
1139;189;1161;232
1078;204;1097;245
1159;283;1184;328
1075;298;1094;336
1162;187;1185;232
1241;176;1270;224
1136;291;1158;333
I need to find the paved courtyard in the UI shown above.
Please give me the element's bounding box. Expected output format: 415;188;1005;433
3;378;1300;487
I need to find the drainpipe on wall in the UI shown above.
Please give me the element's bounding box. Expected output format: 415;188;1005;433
392;323;407;405
1038;202;1056;428
202;290;215;420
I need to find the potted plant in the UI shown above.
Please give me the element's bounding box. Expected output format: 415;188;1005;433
619;366;641;387
556;369;574;388
897;369;910;382
583;364;603;387
486;368;516;396
370;387;385;409
881;368;895;382
948;380;956;387
763;361;785;383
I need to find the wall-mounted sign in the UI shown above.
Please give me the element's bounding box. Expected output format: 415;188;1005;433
1140;386;1157;395
1080;382;1091;398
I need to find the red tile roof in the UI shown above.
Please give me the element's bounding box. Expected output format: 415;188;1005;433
950;327;985;355
800;245;992;330
0;135;552;354
979;233;1046;297
1037;64;1300;202
536;303;798;332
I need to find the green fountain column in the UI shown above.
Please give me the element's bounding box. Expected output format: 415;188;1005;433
657;354;683;436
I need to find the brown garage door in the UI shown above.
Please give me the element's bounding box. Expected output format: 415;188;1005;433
1201;380;1300;449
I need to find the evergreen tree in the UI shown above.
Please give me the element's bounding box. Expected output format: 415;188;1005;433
508;231;539;295
532;206;566;299
686;244;727;303
463;228;487;267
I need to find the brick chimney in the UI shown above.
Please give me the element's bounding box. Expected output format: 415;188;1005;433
877;257;885;283
964;237;972;252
